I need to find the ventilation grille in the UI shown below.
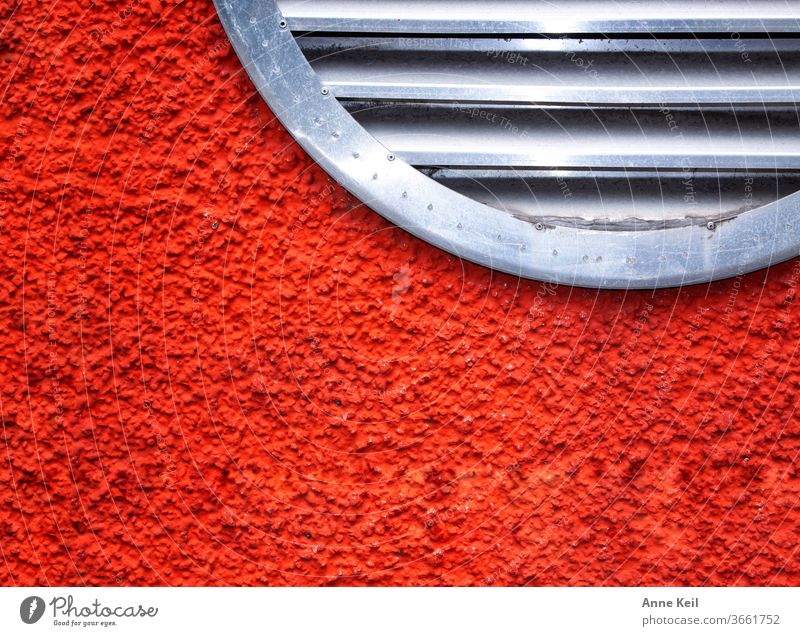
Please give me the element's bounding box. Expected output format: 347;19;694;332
214;0;800;288
289;1;800;228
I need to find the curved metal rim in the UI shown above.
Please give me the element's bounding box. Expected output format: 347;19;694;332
214;0;800;289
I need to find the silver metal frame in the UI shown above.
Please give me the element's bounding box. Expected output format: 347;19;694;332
214;0;800;289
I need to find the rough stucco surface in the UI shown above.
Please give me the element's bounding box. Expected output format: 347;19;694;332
2;0;800;587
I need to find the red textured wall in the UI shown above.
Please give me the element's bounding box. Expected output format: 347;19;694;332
3;0;800;587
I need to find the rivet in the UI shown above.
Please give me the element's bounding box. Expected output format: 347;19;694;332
352;152;360;159
321;87;329;96
707;221;716;231
279;19;287;29
535;222;544;231
427;204;434;211
387;154;395;161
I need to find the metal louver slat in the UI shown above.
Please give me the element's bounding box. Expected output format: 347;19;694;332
349;105;800;170
214;0;800;289
426;169;800;226
300;37;800;105
278;0;800;34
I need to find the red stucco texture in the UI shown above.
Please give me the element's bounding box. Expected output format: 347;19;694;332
3;0;800;587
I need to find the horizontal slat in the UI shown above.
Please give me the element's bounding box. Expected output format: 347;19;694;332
300;37;800;105
348;104;800;169
424;168;800;223
279;0;800;34
298;36;800;55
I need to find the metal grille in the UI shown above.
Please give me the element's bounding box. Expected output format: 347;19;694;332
215;0;800;288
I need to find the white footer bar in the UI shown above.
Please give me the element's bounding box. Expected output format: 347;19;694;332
1;587;796;635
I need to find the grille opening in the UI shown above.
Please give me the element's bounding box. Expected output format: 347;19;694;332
292;26;800;229
215;0;800;287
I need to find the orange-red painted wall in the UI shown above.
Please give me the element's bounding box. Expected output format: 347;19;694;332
3;0;800;586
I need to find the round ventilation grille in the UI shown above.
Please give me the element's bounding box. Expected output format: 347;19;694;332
215;0;800;289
